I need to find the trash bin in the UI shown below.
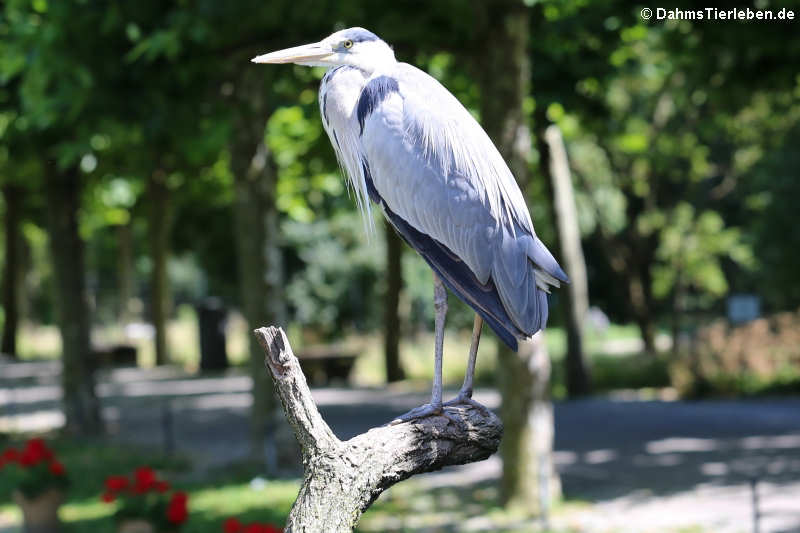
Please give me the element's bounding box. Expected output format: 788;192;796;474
196;297;228;371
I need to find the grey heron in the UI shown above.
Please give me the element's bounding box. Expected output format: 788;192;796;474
253;28;567;423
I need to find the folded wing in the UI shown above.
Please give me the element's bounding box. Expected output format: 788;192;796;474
359;64;567;350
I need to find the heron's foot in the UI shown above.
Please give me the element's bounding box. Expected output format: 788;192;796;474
389;402;465;428
443;391;491;417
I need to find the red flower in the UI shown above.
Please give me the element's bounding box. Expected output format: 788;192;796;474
49;461;66;476
105;475;130;492
25;439;53;461
19;448;43;467
154;480;171;493
223;517;243;533
166;491;189;524
101;492;116;503
263;526;282;533
134;466;157;492
1;448;19;463
243;526;263;533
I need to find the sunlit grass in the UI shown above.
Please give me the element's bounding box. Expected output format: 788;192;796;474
15;312;650;389
15;305;251;371
17;321;61;360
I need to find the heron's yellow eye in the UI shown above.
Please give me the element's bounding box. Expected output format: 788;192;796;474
343;39;353;49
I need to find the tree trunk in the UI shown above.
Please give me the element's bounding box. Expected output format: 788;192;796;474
383;220;405;382
147;170;172;366
628;269;656;354
498;333;559;515
543;125;592;396
477;0;561;515
230;69;287;467
117;221;134;325
671;277;685;356
255;327;502;532
44;165;102;435
1;184;22;358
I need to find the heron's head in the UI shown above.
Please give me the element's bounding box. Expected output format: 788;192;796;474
252;27;395;74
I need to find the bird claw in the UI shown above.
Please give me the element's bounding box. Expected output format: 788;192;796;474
443;392;492;417
389;403;467;430
389;403;442;425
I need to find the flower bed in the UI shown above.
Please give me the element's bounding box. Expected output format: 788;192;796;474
102;467;188;532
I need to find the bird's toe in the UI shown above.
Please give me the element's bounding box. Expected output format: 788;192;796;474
443;394;492;417
389;403;443;425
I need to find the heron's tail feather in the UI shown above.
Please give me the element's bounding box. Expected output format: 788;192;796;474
491;226;565;341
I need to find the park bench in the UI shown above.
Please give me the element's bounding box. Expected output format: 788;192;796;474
92;344;138;367
294;345;358;386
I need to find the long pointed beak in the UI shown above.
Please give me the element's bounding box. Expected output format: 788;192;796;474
251;42;333;64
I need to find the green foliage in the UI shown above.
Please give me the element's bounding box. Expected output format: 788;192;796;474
283;212;382;338
531;1;799;323
652;203;753;303
1;0;799;353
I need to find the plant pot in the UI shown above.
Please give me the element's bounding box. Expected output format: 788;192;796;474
12;488;63;533
117;519;156;533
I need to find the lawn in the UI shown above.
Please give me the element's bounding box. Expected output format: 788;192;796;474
13;310;674;402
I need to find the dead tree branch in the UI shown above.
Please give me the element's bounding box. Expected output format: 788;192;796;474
254;326;503;533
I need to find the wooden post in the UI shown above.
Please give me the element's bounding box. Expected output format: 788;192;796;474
544;124;592;396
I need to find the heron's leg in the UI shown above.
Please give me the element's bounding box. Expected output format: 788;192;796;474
460;315;483;398
430;273;447;407
391;275;463;426
443;315;490;415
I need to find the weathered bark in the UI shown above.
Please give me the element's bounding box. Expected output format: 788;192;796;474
254;327;502;532
147;170;172;366
230;69;285;465
1;184;22;357
543;125;592;396
498;333;560;514
383;220;405;382
44;165;102;435
477;0;561;515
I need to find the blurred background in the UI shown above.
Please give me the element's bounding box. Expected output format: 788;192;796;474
1;0;799;531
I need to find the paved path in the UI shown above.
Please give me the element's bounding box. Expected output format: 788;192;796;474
2;362;800;532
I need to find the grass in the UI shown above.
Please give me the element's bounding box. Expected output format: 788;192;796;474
14;312;673;399
15;305;252;371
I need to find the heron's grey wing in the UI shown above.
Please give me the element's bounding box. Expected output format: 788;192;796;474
359;64;567;349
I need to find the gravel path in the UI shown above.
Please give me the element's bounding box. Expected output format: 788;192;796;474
2;362;800;532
